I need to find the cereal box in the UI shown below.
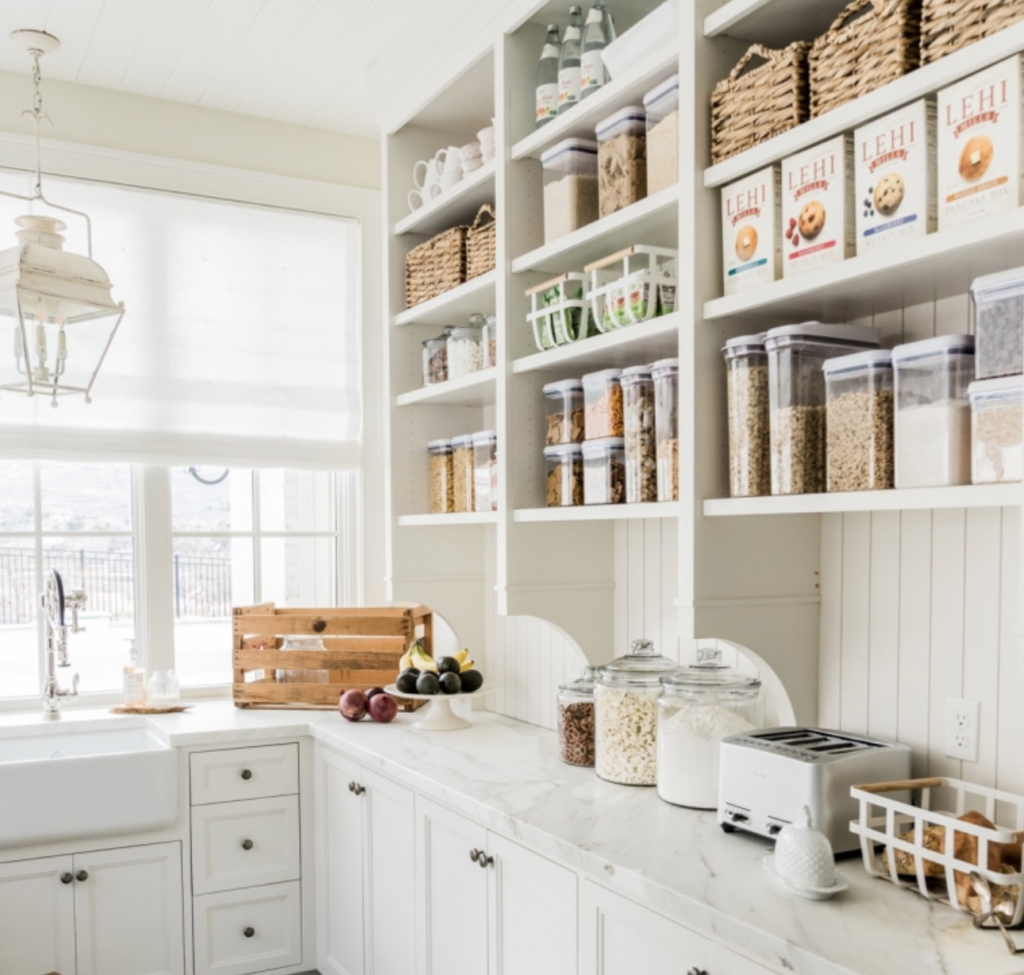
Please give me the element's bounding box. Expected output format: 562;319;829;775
938;55;1024;230
721;166;781;296
855;99;937;254
781;135;855;277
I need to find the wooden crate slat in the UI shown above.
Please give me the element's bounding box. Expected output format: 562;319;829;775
234;648;403;671
238;635;408;654
233;615;415;639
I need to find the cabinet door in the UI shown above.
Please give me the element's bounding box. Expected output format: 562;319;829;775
364;770;416;975
0;855;76;975
314;744;366;975
74;842;185;975
488;834;577;975
417;798;488;975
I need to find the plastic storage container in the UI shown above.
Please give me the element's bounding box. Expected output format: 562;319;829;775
657;648;763;809
543;379;585;445
583;368;624;439
558;666;598;766
765;324;881;495
473;430;498;512
594;638;680;786
541;138;599;242
823;350;895;493
621;365;657;503
969;376;1023;484
644;74;679;195
596;105;647;217
724;334;770;498
452;433;475;513
545;443;584;507
422;332;449;386
583;437;625;504
651;358;680;501
972;267;1024;380
427;439;454;514
483;315;497;369
893;335;975;489
447;324;484;380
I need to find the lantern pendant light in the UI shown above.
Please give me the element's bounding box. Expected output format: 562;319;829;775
0;30;125;407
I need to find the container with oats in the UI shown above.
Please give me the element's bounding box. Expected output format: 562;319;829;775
545;443;584;507
583;437;626;504
583;368;624;438
969;376;1023;484
651;358;680;501
972;268;1024;380
427;439;454;514
543;378;585;445
723;334;770;498
558;666;598;766
595;639;679;786
452;433;476;513
644;74;679;195
621;365;657;503
596;105;647;217
541;138;599;243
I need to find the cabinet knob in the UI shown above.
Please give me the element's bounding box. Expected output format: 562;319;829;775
241;839;254;851
351;783;366;796
477;854;494;869
243;927;255;938
240;769;252;780
686;969;708;975
469;849;481;862
76;870;88;882
60;872;73;884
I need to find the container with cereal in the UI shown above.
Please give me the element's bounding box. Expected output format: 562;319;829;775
721;167;782;296
472;430;498;512
621;365;657;503
969;376;1023;484
427;439;454;514
971;267;1024;380
643;74;679;195
452;433;475;513
545;443;584;507
541;139;599;243
651;358;679;502
596;105;647;217
558;667;598;766
583;368;624;438
543;379;585;445
723;334;770;498
582;437;626;505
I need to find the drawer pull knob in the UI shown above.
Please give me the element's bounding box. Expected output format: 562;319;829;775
686;969;708;975
61;872;73;884
477;854;494;869
351;783;366;796
469;849;481;862
244;927;255;938
241;839;253;851
240;769;252;780
76;870;88;882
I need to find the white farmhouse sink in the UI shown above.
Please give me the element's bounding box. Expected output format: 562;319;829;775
0;726;178;847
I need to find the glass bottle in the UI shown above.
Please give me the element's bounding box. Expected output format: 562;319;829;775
557;666;598;766
558;7;584;115
536;24;561;129
277;635;329;684
581;3;615;100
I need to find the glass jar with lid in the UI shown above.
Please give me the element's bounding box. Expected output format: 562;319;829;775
557;665;598;766
656;648;763;809
594;638;680;786
483;315;498;369
147;668;181;706
277;635;329;684
447;323;484;380
422;328;453;386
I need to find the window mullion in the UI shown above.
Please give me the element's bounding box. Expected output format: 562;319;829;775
33;461;44;692
133;466;175;673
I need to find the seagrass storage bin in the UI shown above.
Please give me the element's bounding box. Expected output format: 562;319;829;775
405;225;467;308
232;603;433;709
922;0;1024;64
809;0;922;119
711;42;810;164
467;203;496;280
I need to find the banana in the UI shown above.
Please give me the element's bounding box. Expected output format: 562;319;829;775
454;648;469;665
398;648;414;671
459;658;476;673
412;645;438;673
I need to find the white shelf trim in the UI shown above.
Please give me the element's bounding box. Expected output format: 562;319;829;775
394;271;497;327
703;0;776;37
514;503;680;522
395;369;497;407
397;512;499;527
393;160;496;237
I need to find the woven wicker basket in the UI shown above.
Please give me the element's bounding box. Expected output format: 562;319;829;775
710;42;810;165
809;0;921;119
466;204;496;280
404;224;467;309
922;0;1024;64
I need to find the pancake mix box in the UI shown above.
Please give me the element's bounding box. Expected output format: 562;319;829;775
721;166;782;296
781;135;855;277
938;55;1024;230
855;99;937;253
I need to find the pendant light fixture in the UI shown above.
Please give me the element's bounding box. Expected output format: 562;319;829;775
0;30;125;407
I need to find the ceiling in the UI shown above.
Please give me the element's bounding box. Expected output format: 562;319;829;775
0;0;516;137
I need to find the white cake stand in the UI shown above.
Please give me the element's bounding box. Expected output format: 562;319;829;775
384;683;492;731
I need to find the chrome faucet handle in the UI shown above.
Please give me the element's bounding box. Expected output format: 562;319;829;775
69;673;79;697
67;588;87;634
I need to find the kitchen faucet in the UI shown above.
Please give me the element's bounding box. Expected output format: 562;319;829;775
41;568;85;719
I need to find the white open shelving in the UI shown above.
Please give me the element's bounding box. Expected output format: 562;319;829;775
396;368;497;408
394;271;497;327
397;512;499;527
393;160;496;237
704;0;851;46
515;502;680;522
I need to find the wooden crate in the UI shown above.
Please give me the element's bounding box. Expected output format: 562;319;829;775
232;603;432;710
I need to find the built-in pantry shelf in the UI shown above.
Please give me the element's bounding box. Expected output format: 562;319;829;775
394;271;497;327
703;0;852;46
393;161;496;237
515;503;680;522
396;369;496;407
397;512;498;527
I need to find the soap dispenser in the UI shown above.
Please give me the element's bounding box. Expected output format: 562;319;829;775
123;638;145;706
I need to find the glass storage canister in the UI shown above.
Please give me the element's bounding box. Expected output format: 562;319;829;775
483;315;498;369
558;666;598;766
596;105;647;217
823;349;895;493
594;638;680;786
892;335;975;489
452;433;476;513
969;376;1023;485
544;378;585;445
427;438;454;514
277;635;329;684
643;73;679;195
723;334;770;498
971;267;1024;380
545;443;584;507
583;367;624;439
447;323;484;380
147;668;181;706
656;648;763;809
651;358;680;502
541;138;599;243
473;430;498;512
582;437;625;504
422;328;452;386
621;365;657;503
765;323;881;496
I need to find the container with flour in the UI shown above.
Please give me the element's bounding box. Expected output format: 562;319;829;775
656;648;763;809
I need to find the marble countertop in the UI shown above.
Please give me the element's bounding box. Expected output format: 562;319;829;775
1;701;1019;975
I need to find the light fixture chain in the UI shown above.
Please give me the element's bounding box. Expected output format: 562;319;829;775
20;48;50;199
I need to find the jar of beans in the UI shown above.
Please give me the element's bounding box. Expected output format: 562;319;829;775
557;666;598;766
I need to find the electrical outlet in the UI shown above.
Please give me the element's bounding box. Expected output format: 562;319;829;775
945;698;980;762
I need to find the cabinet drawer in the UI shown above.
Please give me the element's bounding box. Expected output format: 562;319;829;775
191;744;298;805
192;795;300;895
193;881;301;975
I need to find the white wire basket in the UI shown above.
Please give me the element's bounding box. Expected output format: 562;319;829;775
850;776;1024;925
525;273;594;352
584;245;678;333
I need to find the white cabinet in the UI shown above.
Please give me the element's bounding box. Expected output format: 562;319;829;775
191;744;299;805
0;854;76;975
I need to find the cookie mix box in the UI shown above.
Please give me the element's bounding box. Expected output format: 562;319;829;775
720;166;782;296
781;135;855;277
938;55;1024;230
855;99;937;254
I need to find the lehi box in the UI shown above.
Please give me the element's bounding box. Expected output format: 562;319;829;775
721;167;782;296
938;55;1024;231
781;135;855;277
855;99;937;254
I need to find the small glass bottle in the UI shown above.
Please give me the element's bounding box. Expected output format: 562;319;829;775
558;6;584;115
558;666;598;766
536;24;561;129
123;638;145;706
147;669;181;707
581;3;615;100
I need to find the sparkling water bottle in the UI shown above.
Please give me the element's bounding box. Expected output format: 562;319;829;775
581;3;615;100
558;6;584;115
536;24;561;129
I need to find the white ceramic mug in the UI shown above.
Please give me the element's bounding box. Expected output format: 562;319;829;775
440;145;463;188
408;188;426;212
413;157;442;193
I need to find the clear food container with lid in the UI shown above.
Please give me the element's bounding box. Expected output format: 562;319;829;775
472;430;498;512
596;105;647;217
583;368;624;439
541;138;600;242
651;358;679;501
765;323;881;495
422;329;451;386
545;443;584;507
656;647;763;809
582;437;625;504
969;375;1023;485
427;439;454;514
644;73;679;195
621;365;656;503
544;379;585;445
595;638;679;786
823;349;894;493
892;335;975;488
483;315;498;369
447;324;484;380
723;334;770;498
452;433;475;513
558;665;598;766
971;267;1024;380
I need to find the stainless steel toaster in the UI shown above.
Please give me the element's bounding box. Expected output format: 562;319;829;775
717;727;912;853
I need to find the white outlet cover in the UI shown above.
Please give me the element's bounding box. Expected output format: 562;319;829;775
945;698;980;763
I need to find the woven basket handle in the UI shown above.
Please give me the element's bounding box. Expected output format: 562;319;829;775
472;203;496;230
826;0;876;33
728;43;780;81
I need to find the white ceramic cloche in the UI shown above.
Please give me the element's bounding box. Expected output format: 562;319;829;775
764;806;849;900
